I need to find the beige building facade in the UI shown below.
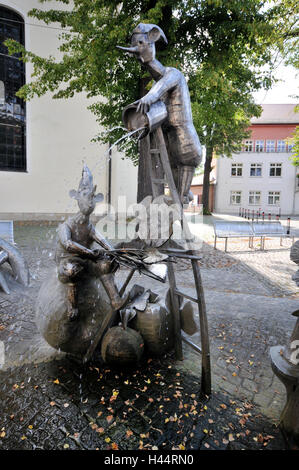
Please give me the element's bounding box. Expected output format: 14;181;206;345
0;0;137;220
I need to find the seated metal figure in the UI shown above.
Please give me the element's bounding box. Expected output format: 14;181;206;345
117;23;202;204
55;165;127;320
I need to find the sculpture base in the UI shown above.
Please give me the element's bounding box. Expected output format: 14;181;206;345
270;345;299;449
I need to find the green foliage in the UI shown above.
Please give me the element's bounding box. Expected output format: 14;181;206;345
190;64;262;158
269;0;299;70
289;125;299;166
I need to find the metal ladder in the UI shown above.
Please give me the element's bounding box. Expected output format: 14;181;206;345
146;126;211;396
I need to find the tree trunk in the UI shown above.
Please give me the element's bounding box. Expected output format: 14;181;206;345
202;146;213;214
137;75;153;202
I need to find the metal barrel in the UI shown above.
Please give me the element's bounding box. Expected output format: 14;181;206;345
122;100;167;139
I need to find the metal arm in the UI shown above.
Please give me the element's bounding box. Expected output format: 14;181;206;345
91;227;114;251
58;223;95;258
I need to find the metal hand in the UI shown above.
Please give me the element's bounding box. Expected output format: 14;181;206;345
91;248;105;259
134;98;151;115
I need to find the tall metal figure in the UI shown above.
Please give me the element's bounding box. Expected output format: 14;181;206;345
117;23;202;204
55;165;128;320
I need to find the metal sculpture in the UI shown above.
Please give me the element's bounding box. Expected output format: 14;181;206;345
0;237;29;294
117;23;202;204
55;164;128;321
36;25;211;395
36;166;193;360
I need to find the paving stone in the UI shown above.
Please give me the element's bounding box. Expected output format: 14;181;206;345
0;223;297;450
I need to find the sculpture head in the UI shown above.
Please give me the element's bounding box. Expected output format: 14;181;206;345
69;165;104;216
117;23;167;64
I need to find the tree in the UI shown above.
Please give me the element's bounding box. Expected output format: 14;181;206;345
6;0;286;203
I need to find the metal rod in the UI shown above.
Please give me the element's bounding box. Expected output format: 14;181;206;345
167;259;183;361
287;217;291;235
191;259;211;396
119;268;135;296
174;289;198;304
83;308;119;364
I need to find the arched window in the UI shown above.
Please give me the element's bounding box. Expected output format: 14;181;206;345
0;7;26;172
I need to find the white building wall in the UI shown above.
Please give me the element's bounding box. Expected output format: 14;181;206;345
0;0;137;219
111;152;138;210
215;151;297;215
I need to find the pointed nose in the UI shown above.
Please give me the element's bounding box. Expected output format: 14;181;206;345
116;45;139;54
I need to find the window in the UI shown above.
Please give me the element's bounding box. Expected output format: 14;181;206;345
269;163;282;177
250;163;262;177
231;163;242;177
249;191;261;205
268;191;280;205
277;140;286;152
230;191;241;205
266;140;275;152
0;7;26;172
244;140;253;152
255;140;264;152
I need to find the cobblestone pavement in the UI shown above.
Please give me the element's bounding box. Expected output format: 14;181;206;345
0;355;284;451
0;222;298;450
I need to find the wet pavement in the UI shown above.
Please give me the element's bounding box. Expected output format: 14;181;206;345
0;222;298;450
0;354;285;450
